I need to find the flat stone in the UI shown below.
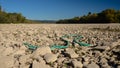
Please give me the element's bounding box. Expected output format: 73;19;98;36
44;53;58;63
57;57;66;64
32;60;50;68
19;54;32;64
0;56;14;68
86;62;100;68
33;46;51;57
0;46;5;53
13;50;26;55
101;63;111;68
72;60;83;68
2;47;14;56
65;48;79;58
20;64;30;68
100;58;107;63
93;46;110;51
110;42;119;49
83;57;90;62
117;65;120;68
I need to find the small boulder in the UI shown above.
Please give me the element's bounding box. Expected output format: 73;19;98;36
32;60;50;68
72;60;83;68
0;56;14;68
86;62;100;68
19;54;32;65
44;53;58;63
65;48;79;58
33;46;51;58
2;47;14;56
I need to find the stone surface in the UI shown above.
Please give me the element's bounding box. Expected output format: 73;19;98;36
72;60;83;68
0;24;120;68
57;57;66;64
19;54;32;64
2;47;14;56
32;60;50;68
13;50;26;55
0;56;14;68
44;53;58;63
93;46;110;51
65;48;79;58
33;46;51;57
117;65;120;68
86;62;100;68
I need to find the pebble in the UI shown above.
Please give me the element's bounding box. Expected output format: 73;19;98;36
93;46;110;51
65;48;79;58
19;54;32;65
2;47;14;56
44;53;58;63
71;60;83;68
117;65;120;68
57;57;66;64
32;46;51;58
0;56;14;68
86;62;100;68
0;24;120;68
32;60;50;68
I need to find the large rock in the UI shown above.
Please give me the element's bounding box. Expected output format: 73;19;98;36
19;54;32;65
19;64;30;68
0;46;5;53
1;47;14;56
86;62;100;68
65;48;79;58
72;60;83;68
93;46;110;51
32;60;50;68
117;65;120;68
0;56;14;68
33;46;51;58
57;57;66;64
44;53;58;63
13;50;26;55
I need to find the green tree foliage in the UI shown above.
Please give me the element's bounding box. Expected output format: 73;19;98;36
56;9;120;24
0;6;29;23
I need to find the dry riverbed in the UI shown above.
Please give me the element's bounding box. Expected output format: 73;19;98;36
0;24;120;68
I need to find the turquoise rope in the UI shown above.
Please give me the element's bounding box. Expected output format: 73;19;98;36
23;34;92;50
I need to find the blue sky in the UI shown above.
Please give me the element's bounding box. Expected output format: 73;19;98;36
1;0;120;20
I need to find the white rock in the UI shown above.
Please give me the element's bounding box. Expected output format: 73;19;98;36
0;46;5;53
35;56;46;64
0;56;14;68
32;60;50;68
19;54;32;64
20;64;30;68
57;57;66;64
20;45;27;50
44;53;58;63
2;47;14;56
94;46;110;51
117;65;120;68
110;42;119;49
65;48;79;58
33;46;51;57
72;60;83;68
86;62;100;68
14;50;26;55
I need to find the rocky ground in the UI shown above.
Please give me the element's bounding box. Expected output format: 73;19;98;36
0;24;120;68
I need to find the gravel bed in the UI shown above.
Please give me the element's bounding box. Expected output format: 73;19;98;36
0;24;120;68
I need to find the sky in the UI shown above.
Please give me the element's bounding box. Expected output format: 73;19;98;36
0;0;120;20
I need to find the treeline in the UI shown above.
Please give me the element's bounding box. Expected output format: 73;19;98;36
0;6;29;23
56;9;120;24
